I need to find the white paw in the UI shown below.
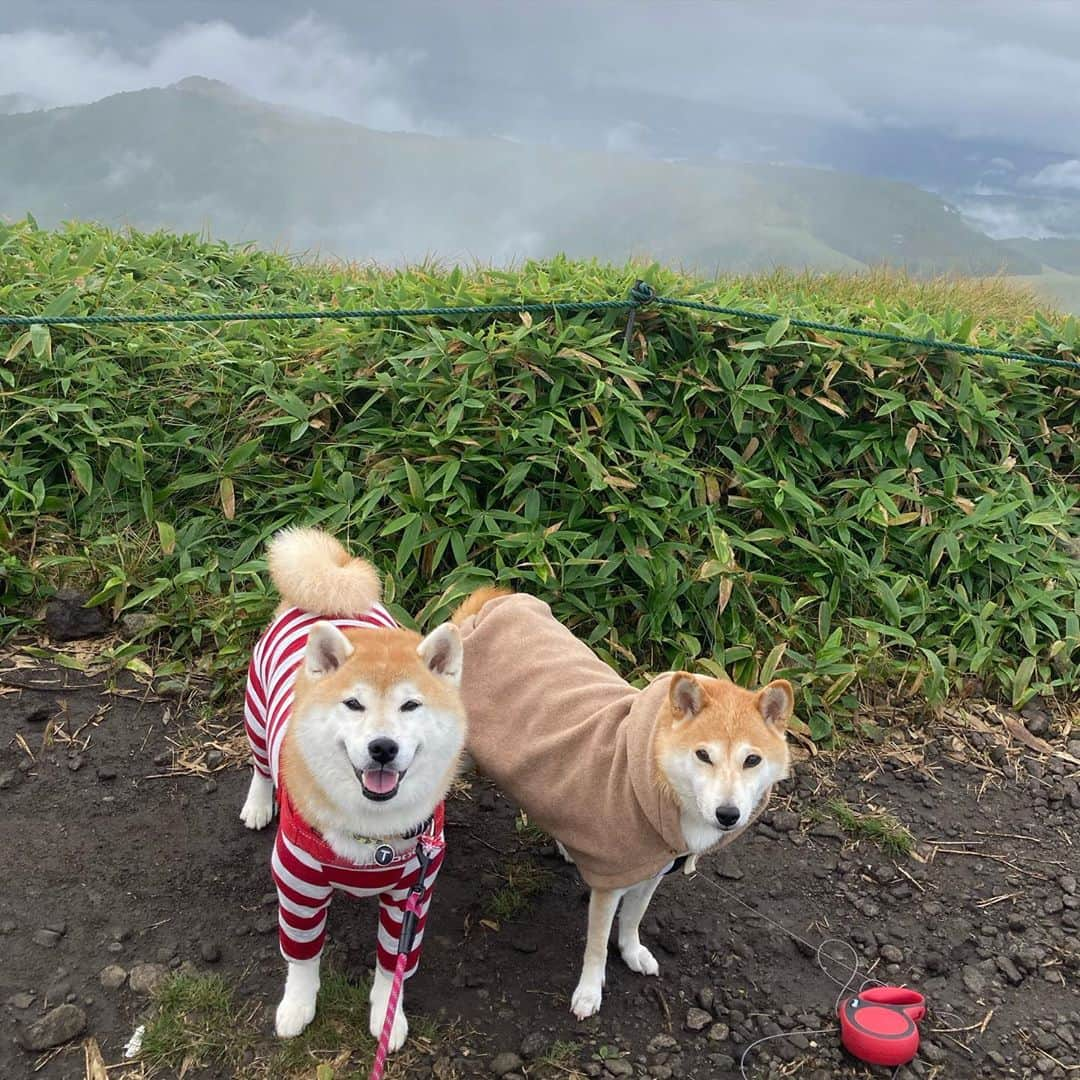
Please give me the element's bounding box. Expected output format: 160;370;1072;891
369;999;408;1052
570;980;603;1019
275;996;316;1038
240;776;275;830
621;943;659;976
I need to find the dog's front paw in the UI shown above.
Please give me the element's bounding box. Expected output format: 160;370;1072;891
275;996;316;1038
240;774;275;830
621;942;659;977
570;979;603;1019
369;998;408;1052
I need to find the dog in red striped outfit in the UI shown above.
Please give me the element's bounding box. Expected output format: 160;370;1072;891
240;528;467;1049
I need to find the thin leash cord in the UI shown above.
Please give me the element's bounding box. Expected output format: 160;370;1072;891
692;872;902;1080
369;922;415;1080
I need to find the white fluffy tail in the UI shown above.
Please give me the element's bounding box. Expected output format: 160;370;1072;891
267;527;381;616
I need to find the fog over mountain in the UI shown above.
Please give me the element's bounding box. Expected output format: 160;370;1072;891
2;1;1080;305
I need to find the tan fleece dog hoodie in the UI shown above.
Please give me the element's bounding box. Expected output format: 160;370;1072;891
456;592;765;889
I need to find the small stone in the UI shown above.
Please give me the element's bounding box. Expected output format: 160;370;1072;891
199;941;221;964
697;987;715;1012
647;1034;679;1054
97;767;118;782
811;821;844;840
120;612;156;636
24;705;53;724
17;1003;87;1051
153;750;172;767
0;769;17;790
33;929;61;948
961;966;987;997
129;962;168;996
708;1022;730;1042
99;965;127;990
490;1052;524;1076
1060;875;1077;896
67;756;84;772
770;810;800;833
9;992;35;1009
107;942;123;954
685;1007;712;1032
204;779;218;794
880;944;904;963
519;1032;548;1060
604;1060;633;1077
996;956;1024;986
921;1042;948;1065
254;916;276;934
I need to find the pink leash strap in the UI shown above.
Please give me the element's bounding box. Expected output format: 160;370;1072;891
368;839;441;1080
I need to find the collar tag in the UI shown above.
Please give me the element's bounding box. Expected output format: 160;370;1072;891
373;844;396;866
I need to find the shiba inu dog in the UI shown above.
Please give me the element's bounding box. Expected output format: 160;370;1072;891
453;588;792;1019
240;528;467;1050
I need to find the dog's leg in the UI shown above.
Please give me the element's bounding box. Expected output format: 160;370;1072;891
240;769;275;830
369;966;409;1052
275;957;320;1037
570;887;624;1019
617;875;663;976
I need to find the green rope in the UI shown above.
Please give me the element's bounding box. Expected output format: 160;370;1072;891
1;282;1077;373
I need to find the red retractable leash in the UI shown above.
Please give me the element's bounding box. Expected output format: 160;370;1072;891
839;986;926;1067
369;840;439;1080
693;872;927;1076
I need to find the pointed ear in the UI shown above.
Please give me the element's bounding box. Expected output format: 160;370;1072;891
305;622;354;677
758;679;794;728
669;673;704;722
417;622;462;686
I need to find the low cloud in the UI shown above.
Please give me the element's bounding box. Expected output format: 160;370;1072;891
1027;160;1080;192
0;18;426;133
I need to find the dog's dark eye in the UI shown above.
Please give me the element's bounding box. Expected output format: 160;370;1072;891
695;749;711;764
343;698;365;712
744;754;762;768
400;700;421;712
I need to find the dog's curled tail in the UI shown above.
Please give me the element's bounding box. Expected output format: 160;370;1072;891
451;586;512;626
267;527;381;616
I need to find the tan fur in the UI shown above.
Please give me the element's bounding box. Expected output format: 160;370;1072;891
654;674;792;776
280;626;465;834
454;589;791;802
268;527;381;617
451;586;511;626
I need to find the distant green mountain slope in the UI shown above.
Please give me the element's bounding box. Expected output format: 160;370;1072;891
0;78;1041;276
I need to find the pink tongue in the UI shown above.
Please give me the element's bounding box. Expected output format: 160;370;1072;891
362;769;399;795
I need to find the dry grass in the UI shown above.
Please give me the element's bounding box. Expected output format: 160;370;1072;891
718;265;1056;324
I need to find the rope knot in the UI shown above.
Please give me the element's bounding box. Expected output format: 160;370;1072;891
629;280;656;306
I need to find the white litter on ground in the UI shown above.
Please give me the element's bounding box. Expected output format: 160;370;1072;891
123;1023;145;1059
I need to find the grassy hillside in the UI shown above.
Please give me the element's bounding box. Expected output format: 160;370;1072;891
1;221;1077;736
0;78;1042;277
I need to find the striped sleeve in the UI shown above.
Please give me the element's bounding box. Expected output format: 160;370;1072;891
272;830;333;962
243;647;271;779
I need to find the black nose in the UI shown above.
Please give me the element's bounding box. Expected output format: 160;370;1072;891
715;805;740;828
368;738;399;765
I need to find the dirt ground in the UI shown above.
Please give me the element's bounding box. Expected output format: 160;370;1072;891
1;657;1078;1080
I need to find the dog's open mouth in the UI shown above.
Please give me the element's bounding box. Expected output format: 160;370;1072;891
357;766;405;802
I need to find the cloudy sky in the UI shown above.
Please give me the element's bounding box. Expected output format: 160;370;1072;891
1;1;1078;151
2;1;1079;239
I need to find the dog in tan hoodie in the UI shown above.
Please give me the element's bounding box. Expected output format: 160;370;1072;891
453;588;793;1019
